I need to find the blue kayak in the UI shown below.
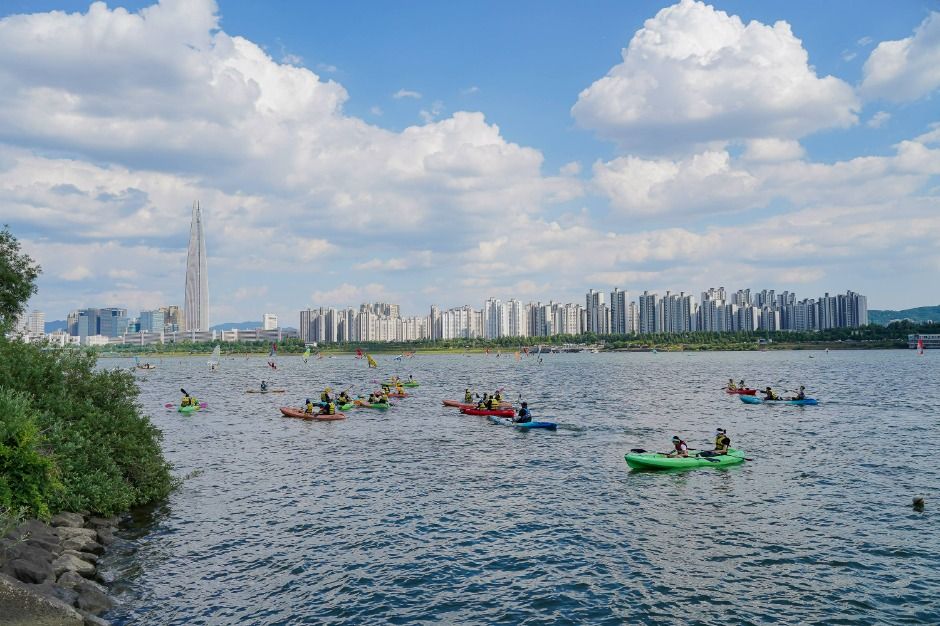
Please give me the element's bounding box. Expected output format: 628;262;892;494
486;415;557;430
740;395;818;406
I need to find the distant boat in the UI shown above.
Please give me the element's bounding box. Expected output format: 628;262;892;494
918;337;925;356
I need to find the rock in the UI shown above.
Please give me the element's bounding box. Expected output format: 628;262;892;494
96;528;115;546
13;519;58;542
0;572;84;625
62;549;99;565
26;536;63;556
52;553;96;578
80;610;111;626
85;516;119;529
33;581;79;607
57;570;87;589
62;536;104;555
74;580;113;613
55;527;98;542
4;542;55;565
6;558;54;584
51;513;86;528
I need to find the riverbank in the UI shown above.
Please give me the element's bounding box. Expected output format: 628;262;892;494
1;512;121;625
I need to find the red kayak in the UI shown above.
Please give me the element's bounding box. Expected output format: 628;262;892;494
280;407;347;421
725;388;757;396
460;407;515;417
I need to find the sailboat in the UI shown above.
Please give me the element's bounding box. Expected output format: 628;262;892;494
918;337;925;356
208;345;221;370
303;347;310;364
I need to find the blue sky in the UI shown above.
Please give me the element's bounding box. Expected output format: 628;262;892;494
1;0;939;324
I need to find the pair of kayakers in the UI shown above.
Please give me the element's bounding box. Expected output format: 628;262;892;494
761;385;806;401
727;378;747;391
667;429;731;457
305;397;335;415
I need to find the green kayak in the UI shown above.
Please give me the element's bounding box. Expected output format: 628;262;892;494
384;380;419;388
354;400;390;410
625;449;746;470
178;405;200;415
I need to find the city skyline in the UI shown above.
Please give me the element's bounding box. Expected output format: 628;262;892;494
2;1;939;322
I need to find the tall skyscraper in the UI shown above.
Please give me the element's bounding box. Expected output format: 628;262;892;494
184;201;209;331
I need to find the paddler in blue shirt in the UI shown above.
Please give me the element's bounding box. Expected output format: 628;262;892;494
514;402;532;424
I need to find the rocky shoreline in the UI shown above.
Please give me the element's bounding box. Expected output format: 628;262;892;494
1;511;121;625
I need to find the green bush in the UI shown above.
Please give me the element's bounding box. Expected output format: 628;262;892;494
0;387;58;519
0;338;172;515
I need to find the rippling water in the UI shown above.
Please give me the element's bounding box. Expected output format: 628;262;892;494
98;350;939;624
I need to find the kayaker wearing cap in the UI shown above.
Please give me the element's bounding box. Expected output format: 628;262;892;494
180;388;194;407
727;378;737;391
303;398;315;415
762;386;779;401
714;428;731;454
320;387;333;403
667;436;689;457
514;402;532;424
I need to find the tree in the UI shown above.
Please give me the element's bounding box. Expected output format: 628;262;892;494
0;226;41;332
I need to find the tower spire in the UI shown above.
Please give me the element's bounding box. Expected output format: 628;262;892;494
183;201;209;332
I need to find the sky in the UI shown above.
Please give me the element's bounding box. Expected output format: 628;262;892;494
1;0;939;325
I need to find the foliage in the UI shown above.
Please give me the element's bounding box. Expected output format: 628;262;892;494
0;338;173;515
0;225;41;332
868;306;940;326
0;388;58;519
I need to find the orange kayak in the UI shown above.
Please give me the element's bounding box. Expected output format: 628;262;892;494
280;407;346;421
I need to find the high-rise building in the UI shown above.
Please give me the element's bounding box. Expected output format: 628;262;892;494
638;291;660;334
483;298;507;339
139;310;165;333
585;289;606;334
26;310;45;336
184;201;209;331
610;288;629;335
262;313;278;330
507;299;526;338
98;307;129;337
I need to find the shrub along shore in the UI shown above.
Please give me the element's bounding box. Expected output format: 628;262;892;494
0;338;173;624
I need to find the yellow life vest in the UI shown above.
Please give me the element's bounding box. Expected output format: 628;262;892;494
326;402;335;415
715;434;730;451
465;391;473;402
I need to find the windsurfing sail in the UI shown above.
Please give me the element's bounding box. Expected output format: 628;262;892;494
366;354;378;368
303;347;311;363
918;337;925;355
208;345;221;368
269;342;277;357
355;348;364;359
515;351;521;361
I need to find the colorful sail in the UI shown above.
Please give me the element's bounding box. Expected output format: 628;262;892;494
303;347;310;363
356;348;364;359
366;354;378;368
918;337;925;355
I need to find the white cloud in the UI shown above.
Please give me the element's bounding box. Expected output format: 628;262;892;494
281;53;303;66
61;266;92;281
310;283;396;307
593;150;761;216
571;0;858;153
317;63;338;73
370;105;383;116
419;100;445;123
461;86;479;95
866;111;891;128
858;36;873;46
741;138;805;162
559;161;581;176
393;88;422;99
861;12;940;102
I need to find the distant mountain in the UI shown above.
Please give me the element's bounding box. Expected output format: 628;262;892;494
210;321;262;331
869;306;940;326
45;320;67;332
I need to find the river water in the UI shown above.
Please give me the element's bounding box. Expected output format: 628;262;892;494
98;350;938;624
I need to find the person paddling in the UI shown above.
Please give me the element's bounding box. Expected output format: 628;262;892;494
666;436;689;457
514;402;532;424
790;386;806;400
303;398;315;415
727;378;737;391
321;387;333;403
713;428;731;454
260;380;268;392
180;388;195;407
762;386;779;401
464;388;473;403
337;390;351;405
